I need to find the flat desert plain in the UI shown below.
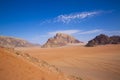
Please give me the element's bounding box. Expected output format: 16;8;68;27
17;45;120;80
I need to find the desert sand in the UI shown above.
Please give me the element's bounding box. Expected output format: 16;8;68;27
0;47;73;80
17;45;120;80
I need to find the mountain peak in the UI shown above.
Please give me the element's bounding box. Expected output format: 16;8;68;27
42;33;82;48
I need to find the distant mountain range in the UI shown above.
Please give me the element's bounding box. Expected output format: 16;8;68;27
86;34;120;47
1;33;120;48
42;33;83;48
0;36;40;48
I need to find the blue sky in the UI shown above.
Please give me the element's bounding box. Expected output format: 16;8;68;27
0;0;120;44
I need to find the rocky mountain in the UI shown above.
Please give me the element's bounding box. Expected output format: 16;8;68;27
42;33;82;48
86;34;120;47
0;36;39;48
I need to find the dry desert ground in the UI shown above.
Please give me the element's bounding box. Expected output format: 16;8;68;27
0;47;72;80
16;45;120;80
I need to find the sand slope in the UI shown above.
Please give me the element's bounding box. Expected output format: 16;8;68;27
17;45;120;80
0;47;73;80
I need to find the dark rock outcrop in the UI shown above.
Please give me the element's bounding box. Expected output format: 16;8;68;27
109;36;120;44
42;33;82;48
86;34;120;47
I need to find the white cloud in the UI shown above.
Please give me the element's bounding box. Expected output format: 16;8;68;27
79;29;102;34
40;11;105;24
48;29;104;36
78;29;120;35
48;30;80;35
55;11;101;23
102;30;120;36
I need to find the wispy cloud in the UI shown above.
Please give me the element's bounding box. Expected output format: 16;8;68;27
78;29;102;34
44;29;120;37
48;30;80;35
55;11;101;23
48;29;103;35
41;11;106;24
78;29;120;35
47;29;120;36
103;30;120;35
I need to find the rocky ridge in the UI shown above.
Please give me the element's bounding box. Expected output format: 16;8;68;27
42;33;82;48
0;36;38;48
86;34;120;47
